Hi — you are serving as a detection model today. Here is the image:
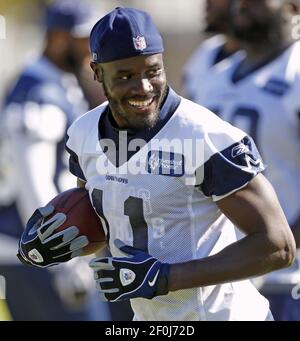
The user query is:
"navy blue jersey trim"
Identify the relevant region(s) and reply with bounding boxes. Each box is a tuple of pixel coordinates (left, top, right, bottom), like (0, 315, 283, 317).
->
(65, 136, 86, 181)
(198, 136, 265, 198)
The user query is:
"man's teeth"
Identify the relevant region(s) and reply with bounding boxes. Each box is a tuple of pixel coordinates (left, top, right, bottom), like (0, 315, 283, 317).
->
(128, 98, 153, 107)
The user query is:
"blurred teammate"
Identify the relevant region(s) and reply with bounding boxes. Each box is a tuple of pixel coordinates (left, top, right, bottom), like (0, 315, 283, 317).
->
(0, 0, 110, 320)
(183, 0, 240, 101)
(192, 0, 300, 320)
(18, 7, 296, 321)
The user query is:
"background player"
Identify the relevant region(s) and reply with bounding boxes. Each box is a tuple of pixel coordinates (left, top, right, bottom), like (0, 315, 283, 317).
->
(18, 7, 296, 321)
(191, 0, 300, 320)
(183, 0, 240, 101)
(0, 0, 110, 320)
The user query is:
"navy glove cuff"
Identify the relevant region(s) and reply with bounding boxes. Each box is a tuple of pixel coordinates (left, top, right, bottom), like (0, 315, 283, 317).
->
(155, 262, 170, 297)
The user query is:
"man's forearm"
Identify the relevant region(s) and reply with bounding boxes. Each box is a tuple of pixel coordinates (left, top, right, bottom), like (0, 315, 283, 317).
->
(168, 232, 293, 292)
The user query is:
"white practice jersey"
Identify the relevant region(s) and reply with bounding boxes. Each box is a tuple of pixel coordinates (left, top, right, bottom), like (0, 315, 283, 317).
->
(66, 93, 269, 321)
(196, 42, 300, 225)
(183, 35, 240, 101)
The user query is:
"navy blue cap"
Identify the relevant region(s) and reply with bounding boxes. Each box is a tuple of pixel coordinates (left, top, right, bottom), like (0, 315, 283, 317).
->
(46, 0, 97, 38)
(89, 7, 164, 63)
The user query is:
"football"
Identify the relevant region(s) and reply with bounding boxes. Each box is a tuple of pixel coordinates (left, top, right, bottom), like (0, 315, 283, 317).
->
(47, 187, 106, 255)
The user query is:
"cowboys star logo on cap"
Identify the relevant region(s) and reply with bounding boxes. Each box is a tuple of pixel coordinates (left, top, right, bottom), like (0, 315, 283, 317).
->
(133, 36, 147, 51)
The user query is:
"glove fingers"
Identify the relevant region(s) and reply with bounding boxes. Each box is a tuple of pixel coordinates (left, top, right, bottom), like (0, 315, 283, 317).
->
(52, 250, 82, 263)
(38, 213, 67, 240)
(93, 268, 114, 282)
(96, 280, 119, 294)
(97, 277, 114, 285)
(114, 238, 139, 257)
(89, 258, 115, 271)
(98, 278, 115, 291)
(51, 236, 88, 258)
(70, 235, 89, 250)
(44, 226, 79, 249)
(26, 211, 44, 235)
(38, 204, 55, 218)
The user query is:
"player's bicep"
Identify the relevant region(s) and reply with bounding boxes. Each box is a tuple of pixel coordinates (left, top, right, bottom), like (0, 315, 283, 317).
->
(217, 173, 291, 238)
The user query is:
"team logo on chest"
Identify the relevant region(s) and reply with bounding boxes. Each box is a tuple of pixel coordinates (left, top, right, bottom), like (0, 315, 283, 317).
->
(147, 150, 185, 177)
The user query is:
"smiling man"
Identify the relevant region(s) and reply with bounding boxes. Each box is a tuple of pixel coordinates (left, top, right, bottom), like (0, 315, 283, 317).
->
(18, 7, 296, 321)
(91, 53, 167, 131)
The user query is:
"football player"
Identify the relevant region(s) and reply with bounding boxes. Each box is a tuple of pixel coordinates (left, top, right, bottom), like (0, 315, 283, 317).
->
(0, 0, 110, 320)
(183, 0, 240, 101)
(191, 0, 300, 320)
(18, 7, 296, 321)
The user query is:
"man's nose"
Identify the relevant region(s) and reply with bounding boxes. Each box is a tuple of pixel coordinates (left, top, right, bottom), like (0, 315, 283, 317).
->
(131, 77, 153, 95)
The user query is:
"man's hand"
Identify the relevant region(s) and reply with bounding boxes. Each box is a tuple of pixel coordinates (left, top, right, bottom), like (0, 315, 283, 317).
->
(89, 239, 170, 302)
(17, 204, 88, 268)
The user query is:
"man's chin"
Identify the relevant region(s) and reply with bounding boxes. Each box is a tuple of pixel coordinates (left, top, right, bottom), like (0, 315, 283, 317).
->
(134, 114, 159, 131)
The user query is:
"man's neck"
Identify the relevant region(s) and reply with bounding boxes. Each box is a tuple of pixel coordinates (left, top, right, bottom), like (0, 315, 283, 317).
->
(241, 30, 292, 65)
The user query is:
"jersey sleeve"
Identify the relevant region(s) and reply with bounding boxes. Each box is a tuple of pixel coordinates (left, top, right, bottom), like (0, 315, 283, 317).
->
(65, 120, 86, 182)
(197, 126, 266, 201)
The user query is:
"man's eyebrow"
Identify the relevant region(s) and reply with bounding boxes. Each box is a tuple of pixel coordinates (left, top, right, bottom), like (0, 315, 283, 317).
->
(114, 63, 161, 74)
(146, 62, 161, 68)
(115, 69, 131, 74)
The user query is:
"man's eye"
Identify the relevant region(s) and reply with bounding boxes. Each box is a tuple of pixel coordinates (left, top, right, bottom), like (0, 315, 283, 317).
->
(148, 69, 162, 77)
(118, 75, 130, 80)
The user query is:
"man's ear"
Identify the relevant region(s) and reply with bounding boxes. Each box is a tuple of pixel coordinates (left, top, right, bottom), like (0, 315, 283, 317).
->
(90, 62, 103, 82)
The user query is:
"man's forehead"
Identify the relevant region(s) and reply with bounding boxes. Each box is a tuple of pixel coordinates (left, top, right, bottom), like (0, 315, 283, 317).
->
(102, 53, 164, 72)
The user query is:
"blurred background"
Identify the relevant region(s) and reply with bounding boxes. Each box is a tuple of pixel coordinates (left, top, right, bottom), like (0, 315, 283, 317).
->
(0, 0, 205, 104)
(1, 0, 300, 322)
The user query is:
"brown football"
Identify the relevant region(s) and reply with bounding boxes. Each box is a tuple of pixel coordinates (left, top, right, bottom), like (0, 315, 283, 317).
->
(47, 187, 106, 255)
